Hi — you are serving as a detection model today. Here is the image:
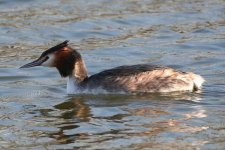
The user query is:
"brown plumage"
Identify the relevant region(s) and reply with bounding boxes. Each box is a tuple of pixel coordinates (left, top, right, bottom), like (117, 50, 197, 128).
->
(55, 47, 82, 77)
(20, 41, 205, 94)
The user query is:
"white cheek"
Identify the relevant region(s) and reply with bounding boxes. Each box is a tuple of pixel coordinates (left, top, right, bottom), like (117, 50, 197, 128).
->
(42, 54, 55, 67)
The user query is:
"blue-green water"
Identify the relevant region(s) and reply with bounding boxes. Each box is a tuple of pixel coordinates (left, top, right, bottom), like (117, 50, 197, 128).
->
(0, 0, 225, 149)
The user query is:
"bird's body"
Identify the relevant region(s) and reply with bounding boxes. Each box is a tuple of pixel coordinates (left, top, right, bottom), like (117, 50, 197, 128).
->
(77, 64, 204, 93)
(20, 41, 204, 94)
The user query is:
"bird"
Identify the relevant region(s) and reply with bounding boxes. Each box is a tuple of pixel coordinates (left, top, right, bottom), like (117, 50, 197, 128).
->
(20, 40, 205, 94)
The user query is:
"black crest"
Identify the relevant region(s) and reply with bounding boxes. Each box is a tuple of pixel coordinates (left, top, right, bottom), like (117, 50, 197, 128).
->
(40, 40, 69, 57)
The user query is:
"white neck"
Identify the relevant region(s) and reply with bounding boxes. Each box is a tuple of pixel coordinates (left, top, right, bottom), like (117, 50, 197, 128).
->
(67, 75, 80, 94)
(66, 59, 88, 94)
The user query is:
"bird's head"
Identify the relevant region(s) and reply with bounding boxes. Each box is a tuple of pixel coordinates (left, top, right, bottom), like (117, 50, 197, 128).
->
(20, 40, 82, 77)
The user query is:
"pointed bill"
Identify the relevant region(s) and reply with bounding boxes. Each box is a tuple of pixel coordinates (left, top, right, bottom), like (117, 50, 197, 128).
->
(20, 57, 48, 68)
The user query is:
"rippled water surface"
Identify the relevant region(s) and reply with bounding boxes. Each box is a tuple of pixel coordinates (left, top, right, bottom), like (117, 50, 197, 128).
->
(0, 0, 225, 149)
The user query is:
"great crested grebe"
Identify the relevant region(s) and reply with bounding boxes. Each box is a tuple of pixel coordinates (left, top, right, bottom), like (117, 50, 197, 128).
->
(20, 40, 204, 94)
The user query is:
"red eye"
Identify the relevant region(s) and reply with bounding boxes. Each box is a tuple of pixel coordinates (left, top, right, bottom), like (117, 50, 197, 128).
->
(43, 56, 49, 62)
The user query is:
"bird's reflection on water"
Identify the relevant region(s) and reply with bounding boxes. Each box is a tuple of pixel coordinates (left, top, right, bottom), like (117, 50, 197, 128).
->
(35, 93, 208, 148)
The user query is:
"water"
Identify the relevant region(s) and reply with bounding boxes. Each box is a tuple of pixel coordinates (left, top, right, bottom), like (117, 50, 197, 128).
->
(0, 0, 225, 149)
